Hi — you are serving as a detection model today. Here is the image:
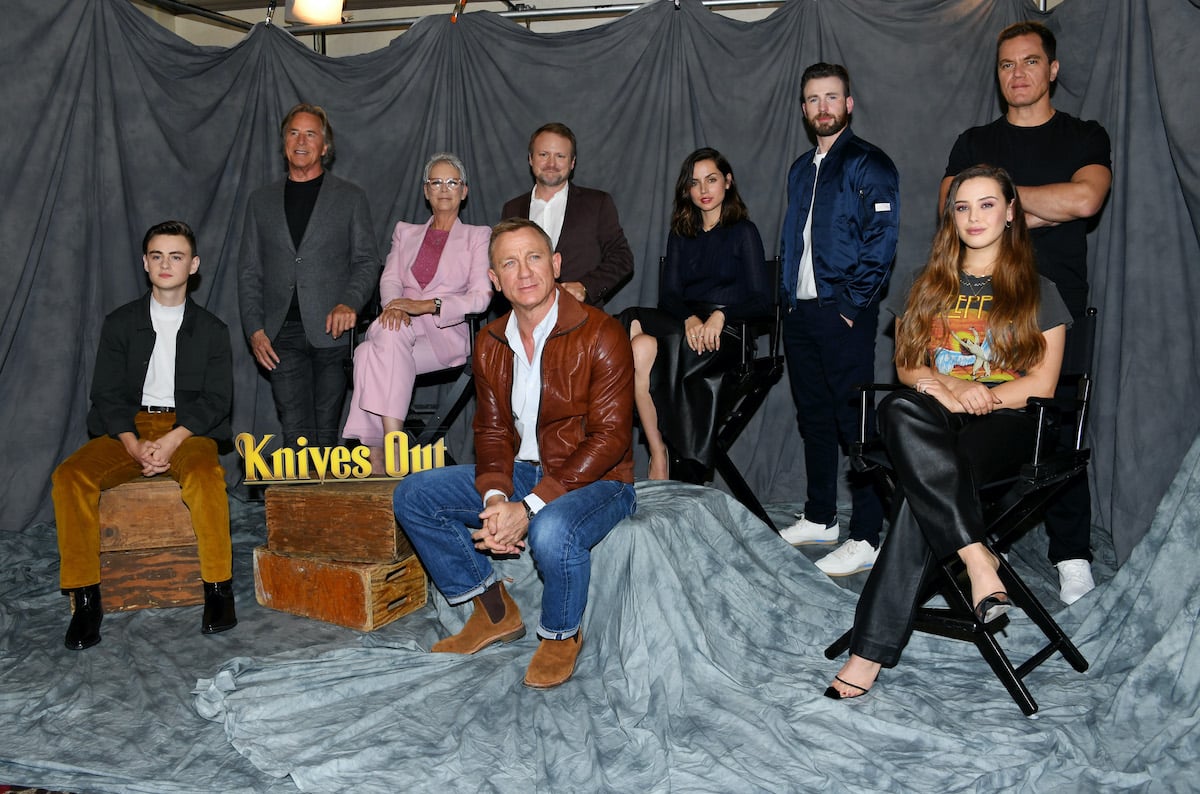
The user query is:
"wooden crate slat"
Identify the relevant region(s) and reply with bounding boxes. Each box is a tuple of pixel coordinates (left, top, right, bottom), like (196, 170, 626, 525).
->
(253, 545, 427, 631)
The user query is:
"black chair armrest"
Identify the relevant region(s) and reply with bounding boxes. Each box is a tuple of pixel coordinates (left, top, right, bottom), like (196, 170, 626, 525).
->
(1026, 395, 1084, 412)
(854, 382, 905, 444)
(849, 383, 906, 472)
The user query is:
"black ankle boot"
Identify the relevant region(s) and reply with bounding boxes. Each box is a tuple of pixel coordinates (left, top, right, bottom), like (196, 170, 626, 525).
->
(65, 584, 103, 650)
(201, 579, 237, 635)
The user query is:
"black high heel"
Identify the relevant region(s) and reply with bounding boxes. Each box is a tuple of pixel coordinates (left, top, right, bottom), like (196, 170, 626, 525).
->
(973, 591, 1011, 624)
(823, 675, 871, 701)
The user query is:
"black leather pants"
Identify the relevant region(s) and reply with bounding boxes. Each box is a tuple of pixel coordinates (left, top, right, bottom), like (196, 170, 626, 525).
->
(849, 389, 1038, 666)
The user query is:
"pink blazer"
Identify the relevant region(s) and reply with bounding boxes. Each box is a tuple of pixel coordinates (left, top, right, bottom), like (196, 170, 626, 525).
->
(376, 217, 492, 367)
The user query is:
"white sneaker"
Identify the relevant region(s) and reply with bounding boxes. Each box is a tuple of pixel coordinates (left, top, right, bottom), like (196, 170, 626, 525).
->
(1056, 559, 1096, 605)
(780, 514, 839, 546)
(816, 539, 879, 577)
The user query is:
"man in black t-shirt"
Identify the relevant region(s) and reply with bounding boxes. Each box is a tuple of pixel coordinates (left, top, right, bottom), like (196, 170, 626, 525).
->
(941, 21, 1112, 605)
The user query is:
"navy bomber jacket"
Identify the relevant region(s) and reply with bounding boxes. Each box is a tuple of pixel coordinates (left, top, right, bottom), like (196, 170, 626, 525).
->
(780, 128, 900, 321)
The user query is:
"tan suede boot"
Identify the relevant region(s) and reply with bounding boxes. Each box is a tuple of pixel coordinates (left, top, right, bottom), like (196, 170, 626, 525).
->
(431, 582, 525, 654)
(523, 632, 583, 689)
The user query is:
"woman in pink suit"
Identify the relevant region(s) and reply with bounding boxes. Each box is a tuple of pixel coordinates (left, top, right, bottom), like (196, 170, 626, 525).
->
(343, 153, 492, 448)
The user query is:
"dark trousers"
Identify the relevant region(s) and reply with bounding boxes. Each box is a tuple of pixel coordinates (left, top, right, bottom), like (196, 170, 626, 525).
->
(1044, 317, 1093, 563)
(782, 299, 883, 544)
(270, 319, 349, 448)
(849, 390, 1037, 666)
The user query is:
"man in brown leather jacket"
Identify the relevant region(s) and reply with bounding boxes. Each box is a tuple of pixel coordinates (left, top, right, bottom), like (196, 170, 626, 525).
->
(393, 218, 636, 689)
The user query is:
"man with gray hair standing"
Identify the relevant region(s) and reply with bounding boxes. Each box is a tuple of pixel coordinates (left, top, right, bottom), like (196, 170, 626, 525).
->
(238, 103, 379, 447)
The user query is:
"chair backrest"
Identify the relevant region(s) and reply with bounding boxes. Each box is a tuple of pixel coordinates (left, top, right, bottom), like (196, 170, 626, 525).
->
(740, 256, 783, 369)
(1031, 307, 1097, 463)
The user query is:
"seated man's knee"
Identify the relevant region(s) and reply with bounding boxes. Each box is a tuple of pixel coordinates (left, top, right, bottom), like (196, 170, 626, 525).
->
(393, 466, 458, 515)
(392, 471, 424, 513)
(51, 459, 82, 493)
(526, 511, 573, 559)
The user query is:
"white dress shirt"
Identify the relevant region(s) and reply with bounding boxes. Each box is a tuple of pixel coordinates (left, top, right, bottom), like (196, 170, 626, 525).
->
(482, 292, 561, 513)
(528, 184, 569, 251)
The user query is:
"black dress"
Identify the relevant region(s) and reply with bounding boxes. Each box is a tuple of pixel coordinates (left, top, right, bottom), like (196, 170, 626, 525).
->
(621, 219, 770, 471)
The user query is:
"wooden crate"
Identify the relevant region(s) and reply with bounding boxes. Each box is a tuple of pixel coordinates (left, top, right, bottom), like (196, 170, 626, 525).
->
(265, 481, 413, 563)
(99, 477, 195, 550)
(253, 545, 427, 631)
(100, 546, 204, 611)
(96, 477, 204, 612)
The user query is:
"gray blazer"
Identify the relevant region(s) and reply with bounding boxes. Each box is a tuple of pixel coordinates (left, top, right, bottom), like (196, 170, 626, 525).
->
(238, 172, 380, 349)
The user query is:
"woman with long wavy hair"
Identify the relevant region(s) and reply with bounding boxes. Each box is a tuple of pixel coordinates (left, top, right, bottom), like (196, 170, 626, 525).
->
(622, 147, 769, 481)
(826, 164, 1071, 700)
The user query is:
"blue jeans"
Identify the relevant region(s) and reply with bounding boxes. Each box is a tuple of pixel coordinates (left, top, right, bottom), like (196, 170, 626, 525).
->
(270, 319, 348, 448)
(393, 463, 636, 639)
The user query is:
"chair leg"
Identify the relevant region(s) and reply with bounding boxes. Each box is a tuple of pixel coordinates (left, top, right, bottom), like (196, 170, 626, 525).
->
(412, 370, 474, 448)
(939, 564, 1040, 716)
(712, 449, 777, 531)
(998, 556, 1090, 674)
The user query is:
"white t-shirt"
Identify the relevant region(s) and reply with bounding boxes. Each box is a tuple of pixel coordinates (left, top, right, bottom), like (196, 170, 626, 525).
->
(141, 297, 185, 407)
(796, 151, 826, 301)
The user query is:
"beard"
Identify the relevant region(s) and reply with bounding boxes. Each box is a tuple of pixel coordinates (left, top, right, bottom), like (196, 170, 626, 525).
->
(535, 169, 569, 189)
(809, 112, 848, 138)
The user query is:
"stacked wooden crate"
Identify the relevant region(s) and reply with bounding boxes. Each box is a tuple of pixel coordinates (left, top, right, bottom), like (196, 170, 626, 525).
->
(255, 481, 427, 631)
(97, 478, 204, 611)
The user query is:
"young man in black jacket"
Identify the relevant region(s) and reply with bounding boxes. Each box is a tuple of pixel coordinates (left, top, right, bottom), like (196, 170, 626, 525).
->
(52, 220, 236, 650)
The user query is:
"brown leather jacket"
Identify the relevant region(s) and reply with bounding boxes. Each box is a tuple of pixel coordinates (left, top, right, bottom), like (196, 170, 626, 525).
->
(473, 288, 634, 503)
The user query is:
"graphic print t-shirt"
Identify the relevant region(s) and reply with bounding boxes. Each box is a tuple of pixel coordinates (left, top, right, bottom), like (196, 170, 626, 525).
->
(926, 274, 1072, 383)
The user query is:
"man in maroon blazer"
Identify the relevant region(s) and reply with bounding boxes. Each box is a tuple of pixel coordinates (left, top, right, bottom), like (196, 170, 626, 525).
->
(500, 123, 634, 307)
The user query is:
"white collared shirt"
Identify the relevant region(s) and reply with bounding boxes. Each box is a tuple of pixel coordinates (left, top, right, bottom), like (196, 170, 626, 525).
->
(528, 184, 568, 250)
(482, 292, 560, 512)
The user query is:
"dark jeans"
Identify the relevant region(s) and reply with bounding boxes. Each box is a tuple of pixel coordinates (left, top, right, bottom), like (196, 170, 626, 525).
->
(270, 319, 348, 448)
(782, 299, 883, 545)
(1044, 315, 1093, 564)
(849, 390, 1037, 666)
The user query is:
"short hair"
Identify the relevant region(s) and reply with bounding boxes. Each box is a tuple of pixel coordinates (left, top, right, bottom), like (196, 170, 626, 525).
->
(997, 20, 1057, 63)
(489, 218, 553, 267)
(142, 220, 197, 257)
(422, 151, 468, 184)
(670, 147, 751, 238)
(527, 122, 577, 161)
(800, 62, 851, 97)
(280, 102, 335, 168)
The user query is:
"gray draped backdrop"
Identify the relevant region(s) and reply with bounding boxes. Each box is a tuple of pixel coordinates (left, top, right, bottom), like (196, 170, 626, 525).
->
(2, 0, 1198, 563)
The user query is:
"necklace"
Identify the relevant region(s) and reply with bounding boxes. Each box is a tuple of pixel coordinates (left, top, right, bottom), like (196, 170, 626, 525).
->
(960, 272, 992, 298)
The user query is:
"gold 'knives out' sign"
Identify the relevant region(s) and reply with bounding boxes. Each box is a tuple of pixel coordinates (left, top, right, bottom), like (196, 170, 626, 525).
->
(236, 432, 446, 483)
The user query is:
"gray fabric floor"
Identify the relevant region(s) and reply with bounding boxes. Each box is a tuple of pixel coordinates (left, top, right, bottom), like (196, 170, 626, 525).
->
(1, 449, 1196, 792)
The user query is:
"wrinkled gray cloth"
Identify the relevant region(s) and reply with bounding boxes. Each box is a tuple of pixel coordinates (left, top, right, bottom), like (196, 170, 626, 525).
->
(190, 475, 1198, 793)
(0, 466, 1196, 792)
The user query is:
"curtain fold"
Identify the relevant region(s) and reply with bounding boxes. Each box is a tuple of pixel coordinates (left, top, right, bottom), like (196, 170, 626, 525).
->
(2, 0, 1197, 563)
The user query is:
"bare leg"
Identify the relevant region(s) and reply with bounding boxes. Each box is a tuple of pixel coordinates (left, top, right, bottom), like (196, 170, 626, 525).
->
(830, 654, 882, 696)
(958, 541, 1005, 609)
(629, 320, 669, 480)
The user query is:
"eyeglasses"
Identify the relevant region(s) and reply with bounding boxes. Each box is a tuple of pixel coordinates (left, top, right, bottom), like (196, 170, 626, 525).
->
(425, 178, 463, 191)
